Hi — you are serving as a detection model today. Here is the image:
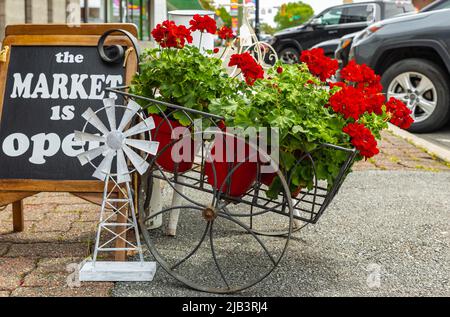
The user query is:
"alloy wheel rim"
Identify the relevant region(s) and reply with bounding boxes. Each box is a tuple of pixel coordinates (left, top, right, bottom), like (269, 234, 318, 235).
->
(387, 72, 438, 123)
(280, 50, 299, 64)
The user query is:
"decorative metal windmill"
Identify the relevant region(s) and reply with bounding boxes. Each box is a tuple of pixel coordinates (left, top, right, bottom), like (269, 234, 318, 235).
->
(75, 97, 159, 282)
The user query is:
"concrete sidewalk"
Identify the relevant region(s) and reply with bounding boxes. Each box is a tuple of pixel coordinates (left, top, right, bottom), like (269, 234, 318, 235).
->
(113, 170, 450, 297)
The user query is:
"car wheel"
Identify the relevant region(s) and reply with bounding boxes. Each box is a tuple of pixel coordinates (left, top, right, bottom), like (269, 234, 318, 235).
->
(382, 58, 450, 133)
(279, 47, 300, 64)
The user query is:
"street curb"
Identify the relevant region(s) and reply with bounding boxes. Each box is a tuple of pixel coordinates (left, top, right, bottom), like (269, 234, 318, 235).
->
(388, 123, 450, 163)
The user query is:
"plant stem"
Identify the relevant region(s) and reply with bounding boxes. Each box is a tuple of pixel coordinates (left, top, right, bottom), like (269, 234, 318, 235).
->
(219, 45, 229, 60)
(233, 71, 243, 79)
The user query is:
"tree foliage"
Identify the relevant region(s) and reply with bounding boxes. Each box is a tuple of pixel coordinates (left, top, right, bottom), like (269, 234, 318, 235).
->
(261, 23, 276, 35)
(274, 1, 314, 30)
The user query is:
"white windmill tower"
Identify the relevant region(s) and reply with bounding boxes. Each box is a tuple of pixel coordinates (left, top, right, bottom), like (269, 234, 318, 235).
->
(75, 97, 159, 281)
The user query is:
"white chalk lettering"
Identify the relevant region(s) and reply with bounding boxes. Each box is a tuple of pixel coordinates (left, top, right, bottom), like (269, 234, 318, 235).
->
(89, 75, 106, 100)
(51, 74, 69, 99)
(10, 73, 33, 98)
(29, 133, 61, 164)
(2, 133, 30, 157)
(30, 73, 51, 99)
(69, 74, 89, 99)
(9, 73, 123, 100)
(62, 133, 85, 157)
(55, 51, 84, 64)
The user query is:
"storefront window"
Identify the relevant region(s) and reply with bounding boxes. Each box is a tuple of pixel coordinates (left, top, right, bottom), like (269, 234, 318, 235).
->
(79, 0, 151, 40)
(141, 1, 150, 41)
(81, 0, 107, 23)
(108, 0, 124, 23)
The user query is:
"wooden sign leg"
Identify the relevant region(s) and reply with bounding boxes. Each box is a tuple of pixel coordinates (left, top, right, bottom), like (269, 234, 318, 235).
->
(12, 199, 24, 232)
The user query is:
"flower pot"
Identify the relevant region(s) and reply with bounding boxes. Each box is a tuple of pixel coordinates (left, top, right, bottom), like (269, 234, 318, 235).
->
(204, 134, 258, 197)
(260, 172, 277, 187)
(258, 171, 301, 198)
(151, 114, 196, 173)
(291, 186, 303, 198)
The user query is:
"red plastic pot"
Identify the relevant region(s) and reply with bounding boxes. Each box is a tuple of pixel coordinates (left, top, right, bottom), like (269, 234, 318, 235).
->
(151, 114, 195, 173)
(204, 134, 258, 197)
(260, 172, 277, 186)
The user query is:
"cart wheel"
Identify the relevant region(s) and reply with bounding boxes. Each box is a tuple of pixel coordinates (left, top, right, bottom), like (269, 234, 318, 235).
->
(233, 181, 309, 238)
(139, 132, 294, 294)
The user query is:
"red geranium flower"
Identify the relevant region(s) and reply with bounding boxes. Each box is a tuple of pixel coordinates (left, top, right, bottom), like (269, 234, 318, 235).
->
(213, 48, 220, 54)
(341, 60, 382, 91)
(343, 122, 379, 159)
(229, 52, 264, 86)
(363, 86, 385, 115)
(277, 66, 283, 74)
(385, 97, 414, 129)
(300, 48, 339, 82)
(189, 14, 217, 34)
(218, 26, 234, 40)
(328, 82, 347, 90)
(151, 20, 193, 49)
(329, 85, 367, 120)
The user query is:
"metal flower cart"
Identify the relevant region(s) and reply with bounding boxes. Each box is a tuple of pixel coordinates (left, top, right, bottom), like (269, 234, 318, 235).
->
(96, 10, 357, 292)
(104, 88, 356, 294)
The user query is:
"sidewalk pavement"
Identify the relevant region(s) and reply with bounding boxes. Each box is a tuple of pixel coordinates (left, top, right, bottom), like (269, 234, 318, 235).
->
(113, 170, 450, 297)
(0, 131, 449, 297)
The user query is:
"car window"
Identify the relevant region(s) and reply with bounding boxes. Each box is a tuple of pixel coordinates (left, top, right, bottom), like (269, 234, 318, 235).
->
(318, 7, 343, 25)
(384, 3, 410, 17)
(430, 0, 450, 10)
(421, 0, 450, 11)
(340, 5, 374, 24)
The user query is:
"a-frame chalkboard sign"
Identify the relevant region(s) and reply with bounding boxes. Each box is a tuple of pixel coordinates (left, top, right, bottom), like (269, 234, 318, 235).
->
(0, 24, 139, 250)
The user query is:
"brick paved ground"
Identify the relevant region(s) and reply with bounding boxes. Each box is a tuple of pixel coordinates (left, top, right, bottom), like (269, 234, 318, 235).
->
(353, 131, 450, 172)
(0, 131, 449, 297)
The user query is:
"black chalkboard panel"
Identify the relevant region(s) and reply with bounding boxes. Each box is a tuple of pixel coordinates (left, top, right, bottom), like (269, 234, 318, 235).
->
(0, 46, 125, 180)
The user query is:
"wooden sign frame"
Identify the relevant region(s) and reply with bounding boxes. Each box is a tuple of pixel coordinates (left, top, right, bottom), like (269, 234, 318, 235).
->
(0, 24, 139, 241)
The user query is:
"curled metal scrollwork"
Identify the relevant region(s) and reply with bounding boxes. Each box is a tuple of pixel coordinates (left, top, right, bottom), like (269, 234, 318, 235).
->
(220, 3, 279, 77)
(97, 29, 142, 72)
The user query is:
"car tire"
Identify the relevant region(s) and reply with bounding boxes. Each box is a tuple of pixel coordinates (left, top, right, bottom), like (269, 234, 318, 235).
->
(279, 47, 300, 64)
(381, 58, 450, 133)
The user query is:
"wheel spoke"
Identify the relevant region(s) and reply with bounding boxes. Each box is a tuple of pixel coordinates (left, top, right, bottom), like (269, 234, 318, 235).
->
(417, 98, 437, 115)
(397, 73, 413, 91)
(209, 222, 230, 289)
(218, 212, 277, 266)
(410, 105, 417, 120)
(416, 76, 434, 96)
(171, 222, 210, 270)
(389, 92, 408, 102)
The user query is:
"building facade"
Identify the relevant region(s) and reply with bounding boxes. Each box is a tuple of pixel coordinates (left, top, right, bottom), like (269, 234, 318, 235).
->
(0, 0, 172, 40)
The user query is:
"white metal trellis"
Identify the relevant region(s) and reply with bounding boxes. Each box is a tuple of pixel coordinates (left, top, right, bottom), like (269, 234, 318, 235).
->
(221, 2, 279, 76)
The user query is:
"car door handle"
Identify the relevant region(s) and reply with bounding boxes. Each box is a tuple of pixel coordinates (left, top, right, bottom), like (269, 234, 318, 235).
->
(328, 30, 338, 34)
